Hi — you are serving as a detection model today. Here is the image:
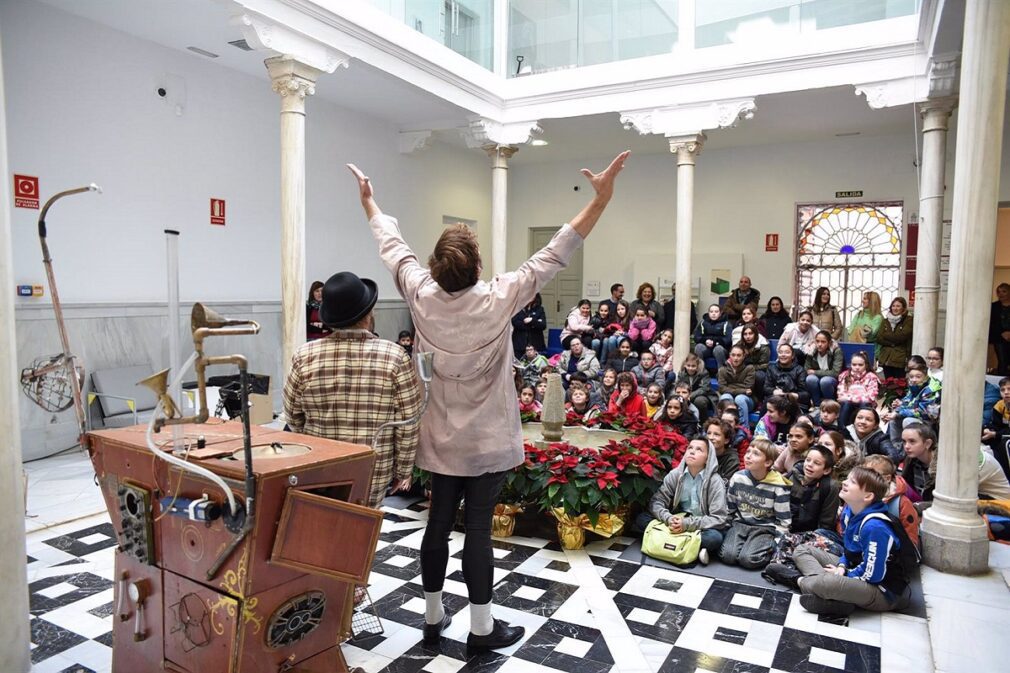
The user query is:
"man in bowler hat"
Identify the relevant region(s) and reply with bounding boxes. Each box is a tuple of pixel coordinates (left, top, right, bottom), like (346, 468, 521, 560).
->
(282, 271, 423, 508)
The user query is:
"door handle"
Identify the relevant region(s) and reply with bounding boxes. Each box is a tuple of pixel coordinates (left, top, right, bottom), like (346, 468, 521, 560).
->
(557, 300, 561, 312)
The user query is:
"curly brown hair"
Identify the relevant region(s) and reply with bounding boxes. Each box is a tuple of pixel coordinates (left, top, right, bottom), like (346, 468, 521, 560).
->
(428, 224, 481, 292)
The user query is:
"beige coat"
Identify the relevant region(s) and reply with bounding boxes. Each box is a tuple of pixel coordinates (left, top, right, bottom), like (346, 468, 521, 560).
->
(369, 214, 583, 476)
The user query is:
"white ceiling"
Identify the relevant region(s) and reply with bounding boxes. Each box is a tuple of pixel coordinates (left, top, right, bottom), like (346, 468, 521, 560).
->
(36, 0, 920, 163)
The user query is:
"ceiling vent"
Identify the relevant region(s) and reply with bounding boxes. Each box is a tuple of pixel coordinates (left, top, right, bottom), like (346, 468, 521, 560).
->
(228, 39, 254, 52)
(187, 46, 219, 58)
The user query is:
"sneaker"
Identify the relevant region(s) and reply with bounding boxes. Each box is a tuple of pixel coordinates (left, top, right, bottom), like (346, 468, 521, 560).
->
(799, 594, 856, 616)
(698, 548, 710, 566)
(467, 619, 525, 652)
(422, 610, 452, 645)
(762, 562, 802, 591)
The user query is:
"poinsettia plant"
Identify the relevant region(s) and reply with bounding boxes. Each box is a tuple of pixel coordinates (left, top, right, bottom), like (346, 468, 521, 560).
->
(879, 375, 907, 408)
(523, 442, 623, 526)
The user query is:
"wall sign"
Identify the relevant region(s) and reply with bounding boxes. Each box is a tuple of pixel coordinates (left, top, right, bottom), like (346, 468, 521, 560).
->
(765, 233, 779, 252)
(13, 174, 39, 209)
(16, 285, 43, 297)
(835, 190, 863, 198)
(210, 198, 226, 225)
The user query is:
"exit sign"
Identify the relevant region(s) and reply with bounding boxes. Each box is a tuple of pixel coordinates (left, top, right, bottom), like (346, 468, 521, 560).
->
(835, 190, 863, 198)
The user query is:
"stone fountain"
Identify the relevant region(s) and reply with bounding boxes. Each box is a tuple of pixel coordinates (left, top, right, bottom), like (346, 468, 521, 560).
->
(527, 373, 628, 450)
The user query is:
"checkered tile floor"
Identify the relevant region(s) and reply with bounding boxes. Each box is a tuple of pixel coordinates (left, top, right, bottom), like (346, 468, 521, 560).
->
(27, 498, 923, 673)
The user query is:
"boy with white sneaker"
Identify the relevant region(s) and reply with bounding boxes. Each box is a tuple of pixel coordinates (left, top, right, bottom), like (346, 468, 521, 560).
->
(793, 466, 914, 616)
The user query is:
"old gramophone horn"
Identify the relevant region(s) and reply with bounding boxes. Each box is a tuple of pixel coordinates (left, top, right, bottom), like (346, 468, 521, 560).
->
(191, 303, 255, 331)
(138, 369, 180, 420)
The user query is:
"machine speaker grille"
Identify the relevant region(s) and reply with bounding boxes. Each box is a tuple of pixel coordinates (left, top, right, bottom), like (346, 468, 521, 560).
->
(266, 591, 326, 649)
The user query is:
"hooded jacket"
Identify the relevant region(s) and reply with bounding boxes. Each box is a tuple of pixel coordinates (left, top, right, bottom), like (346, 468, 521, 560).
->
(877, 313, 914, 368)
(718, 362, 756, 395)
(788, 462, 840, 533)
(649, 443, 730, 531)
(846, 423, 903, 464)
(837, 369, 880, 404)
(894, 377, 942, 424)
(838, 501, 906, 599)
(694, 314, 732, 349)
(726, 468, 792, 534)
(766, 358, 806, 395)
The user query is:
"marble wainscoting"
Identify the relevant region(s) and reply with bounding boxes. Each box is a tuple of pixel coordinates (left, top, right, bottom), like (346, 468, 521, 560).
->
(15, 299, 411, 460)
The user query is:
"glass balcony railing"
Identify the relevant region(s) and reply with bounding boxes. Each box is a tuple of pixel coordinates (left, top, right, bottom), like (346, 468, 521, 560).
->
(362, 0, 919, 76)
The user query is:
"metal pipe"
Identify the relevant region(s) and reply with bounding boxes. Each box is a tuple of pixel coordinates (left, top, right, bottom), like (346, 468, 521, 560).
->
(165, 229, 183, 452)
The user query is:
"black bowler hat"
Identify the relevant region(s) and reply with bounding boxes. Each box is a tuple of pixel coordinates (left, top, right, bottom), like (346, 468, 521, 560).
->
(319, 272, 378, 328)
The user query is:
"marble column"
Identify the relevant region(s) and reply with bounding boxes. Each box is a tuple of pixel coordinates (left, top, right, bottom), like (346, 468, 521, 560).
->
(912, 98, 956, 357)
(669, 134, 705, 370)
(266, 57, 322, 379)
(0, 28, 32, 673)
(485, 144, 517, 276)
(921, 0, 1010, 575)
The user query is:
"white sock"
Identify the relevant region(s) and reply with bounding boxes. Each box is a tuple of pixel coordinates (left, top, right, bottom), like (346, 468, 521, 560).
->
(469, 601, 493, 636)
(424, 591, 444, 625)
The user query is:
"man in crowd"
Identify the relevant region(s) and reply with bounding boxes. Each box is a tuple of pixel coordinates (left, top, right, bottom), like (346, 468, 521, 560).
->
(283, 271, 423, 508)
(601, 283, 625, 316)
(724, 276, 761, 321)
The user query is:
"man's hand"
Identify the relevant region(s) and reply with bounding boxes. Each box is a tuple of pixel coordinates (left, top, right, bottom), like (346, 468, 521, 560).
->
(389, 475, 412, 494)
(580, 150, 630, 200)
(347, 164, 381, 220)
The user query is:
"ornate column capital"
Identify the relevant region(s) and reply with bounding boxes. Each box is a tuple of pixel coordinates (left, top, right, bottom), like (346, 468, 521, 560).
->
(668, 133, 706, 162)
(918, 96, 958, 125)
(236, 12, 350, 74)
(620, 99, 755, 138)
(265, 56, 323, 101)
(483, 143, 518, 160)
(462, 117, 541, 149)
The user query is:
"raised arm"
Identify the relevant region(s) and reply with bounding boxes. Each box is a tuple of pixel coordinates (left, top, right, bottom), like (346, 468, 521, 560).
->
(569, 151, 630, 239)
(347, 163, 382, 221)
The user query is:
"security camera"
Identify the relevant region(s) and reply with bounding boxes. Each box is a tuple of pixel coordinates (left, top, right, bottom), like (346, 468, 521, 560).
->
(157, 87, 167, 98)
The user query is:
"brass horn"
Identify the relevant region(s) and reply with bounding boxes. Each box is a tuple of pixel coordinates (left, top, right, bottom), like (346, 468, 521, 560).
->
(191, 303, 256, 331)
(138, 368, 181, 420)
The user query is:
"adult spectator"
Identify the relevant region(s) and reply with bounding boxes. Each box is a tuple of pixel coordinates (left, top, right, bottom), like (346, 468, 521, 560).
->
(601, 283, 625, 317)
(694, 304, 732, 369)
(759, 296, 791, 340)
(284, 271, 421, 508)
(558, 338, 601, 386)
(808, 287, 843, 340)
(348, 151, 629, 652)
(510, 293, 547, 355)
(990, 283, 1010, 376)
(660, 287, 699, 334)
(629, 282, 664, 325)
(848, 291, 883, 346)
(877, 297, 913, 379)
(560, 299, 595, 349)
(306, 280, 332, 341)
(723, 276, 761, 321)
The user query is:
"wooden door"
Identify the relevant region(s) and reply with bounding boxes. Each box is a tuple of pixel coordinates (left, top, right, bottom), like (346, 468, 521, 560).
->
(529, 227, 583, 329)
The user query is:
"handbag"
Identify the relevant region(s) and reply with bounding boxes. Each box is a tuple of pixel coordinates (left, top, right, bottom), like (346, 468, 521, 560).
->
(642, 519, 702, 565)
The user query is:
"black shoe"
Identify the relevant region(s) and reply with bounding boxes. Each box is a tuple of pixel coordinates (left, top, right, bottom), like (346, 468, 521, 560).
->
(467, 619, 524, 652)
(422, 610, 452, 645)
(800, 594, 856, 616)
(762, 562, 802, 591)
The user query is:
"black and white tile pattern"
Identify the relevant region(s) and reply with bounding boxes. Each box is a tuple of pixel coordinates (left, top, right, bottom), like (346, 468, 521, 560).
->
(27, 498, 922, 673)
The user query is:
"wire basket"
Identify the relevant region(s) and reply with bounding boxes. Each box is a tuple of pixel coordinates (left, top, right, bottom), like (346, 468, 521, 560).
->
(349, 586, 383, 642)
(20, 353, 82, 413)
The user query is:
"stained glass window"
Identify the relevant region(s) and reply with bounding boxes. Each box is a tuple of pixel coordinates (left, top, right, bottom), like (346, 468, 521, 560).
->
(795, 202, 903, 327)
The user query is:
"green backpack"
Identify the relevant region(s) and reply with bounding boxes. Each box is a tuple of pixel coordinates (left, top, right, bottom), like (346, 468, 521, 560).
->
(642, 519, 702, 565)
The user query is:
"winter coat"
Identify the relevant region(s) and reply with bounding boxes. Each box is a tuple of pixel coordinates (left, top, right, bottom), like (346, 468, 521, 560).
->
(726, 468, 792, 534)
(847, 424, 903, 464)
(810, 304, 843, 340)
(650, 342, 674, 372)
(788, 462, 840, 533)
(675, 369, 718, 410)
(741, 344, 771, 371)
(558, 349, 601, 380)
(837, 369, 880, 404)
(893, 377, 942, 424)
(560, 308, 594, 343)
(631, 363, 665, 390)
(660, 411, 701, 439)
(724, 288, 762, 320)
(694, 315, 732, 349)
(838, 502, 906, 600)
(717, 363, 756, 396)
(605, 352, 639, 373)
(629, 299, 664, 326)
(780, 322, 818, 355)
(805, 347, 843, 379)
(369, 213, 581, 476)
(649, 442, 730, 531)
(519, 353, 549, 387)
(766, 359, 806, 395)
(877, 313, 914, 369)
(628, 317, 658, 343)
(760, 310, 792, 340)
(511, 303, 547, 353)
(715, 445, 741, 483)
(608, 389, 646, 417)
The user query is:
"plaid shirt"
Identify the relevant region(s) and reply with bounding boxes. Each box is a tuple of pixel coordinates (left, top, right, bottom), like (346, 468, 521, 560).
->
(283, 329, 422, 507)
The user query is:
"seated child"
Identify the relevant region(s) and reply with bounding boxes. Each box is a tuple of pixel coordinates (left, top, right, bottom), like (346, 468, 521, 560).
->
(632, 351, 665, 391)
(566, 384, 600, 423)
(719, 438, 792, 569)
(650, 329, 675, 376)
(809, 400, 845, 436)
(862, 455, 919, 548)
(673, 353, 717, 419)
(836, 351, 878, 428)
(519, 343, 550, 387)
(535, 377, 549, 403)
(518, 384, 542, 416)
(643, 383, 665, 419)
(605, 337, 640, 373)
(657, 394, 700, 438)
(646, 437, 730, 565)
(791, 466, 914, 616)
(773, 422, 816, 474)
(628, 307, 657, 354)
(982, 376, 1010, 480)
(608, 371, 646, 417)
(754, 395, 800, 446)
(717, 345, 756, 427)
(818, 430, 859, 482)
(705, 417, 740, 483)
(672, 381, 702, 421)
(719, 404, 752, 467)
(883, 362, 941, 445)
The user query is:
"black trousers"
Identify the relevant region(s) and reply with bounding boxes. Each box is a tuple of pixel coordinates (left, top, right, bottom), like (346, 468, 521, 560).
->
(420, 470, 506, 604)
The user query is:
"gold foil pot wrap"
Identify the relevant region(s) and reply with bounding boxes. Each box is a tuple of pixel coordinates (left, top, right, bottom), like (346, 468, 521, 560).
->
(492, 503, 523, 538)
(551, 508, 627, 550)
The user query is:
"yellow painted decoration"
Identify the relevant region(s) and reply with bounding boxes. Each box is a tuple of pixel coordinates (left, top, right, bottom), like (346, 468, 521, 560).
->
(126, 400, 136, 412)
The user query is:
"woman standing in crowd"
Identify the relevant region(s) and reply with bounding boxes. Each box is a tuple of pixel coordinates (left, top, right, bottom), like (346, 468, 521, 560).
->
(804, 331, 843, 406)
(630, 282, 664, 325)
(560, 299, 595, 349)
(510, 293, 547, 355)
(306, 280, 333, 341)
(877, 297, 913, 379)
(760, 296, 792, 340)
(848, 291, 883, 346)
(809, 287, 843, 340)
